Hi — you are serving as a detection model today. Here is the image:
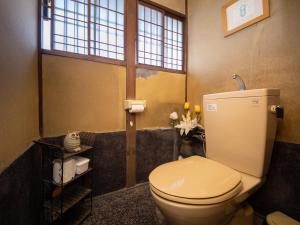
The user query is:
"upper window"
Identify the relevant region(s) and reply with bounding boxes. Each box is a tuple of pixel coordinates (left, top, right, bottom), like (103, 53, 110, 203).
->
(137, 3, 185, 71)
(41, 0, 125, 61)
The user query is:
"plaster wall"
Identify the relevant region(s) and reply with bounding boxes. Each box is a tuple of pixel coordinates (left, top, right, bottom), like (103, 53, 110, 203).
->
(0, 0, 39, 171)
(150, 0, 185, 14)
(43, 55, 126, 136)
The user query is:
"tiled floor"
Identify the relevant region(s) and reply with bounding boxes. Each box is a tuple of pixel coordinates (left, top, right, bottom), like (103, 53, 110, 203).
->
(83, 183, 163, 225)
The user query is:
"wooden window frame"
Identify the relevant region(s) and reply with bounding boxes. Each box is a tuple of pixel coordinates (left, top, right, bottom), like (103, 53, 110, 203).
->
(41, 0, 127, 66)
(136, 0, 186, 74)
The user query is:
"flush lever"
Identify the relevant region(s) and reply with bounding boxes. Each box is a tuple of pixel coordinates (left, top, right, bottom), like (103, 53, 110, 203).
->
(271, 105, 284, 119)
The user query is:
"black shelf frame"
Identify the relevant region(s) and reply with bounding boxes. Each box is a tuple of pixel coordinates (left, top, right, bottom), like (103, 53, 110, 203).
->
(35, 140, 94, 225)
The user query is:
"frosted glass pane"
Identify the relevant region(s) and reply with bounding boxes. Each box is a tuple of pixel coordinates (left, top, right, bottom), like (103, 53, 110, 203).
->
(109, 11, 117, 28)
(55, 21, 64, 35)
(100, 8, 108, 25)
(55, 43, 64, 50)
(117, 54, 124, 60)
(100, 43, 108, 50)
(109, 52, 117, 58)
(117, 0, 124, 13)
(67, 44, 75, 53)
(116, 31, 124, 47)
(100, 26, 108, 43)
(178, 21, 183, 34)
(145, 7, 151, 22)
(158, 27, 162, 38)
(56, 0, 64, 9)
(157, 12, 162, 26)
(117, 47, 123, 54)
(67, 0, 74, 11)
(139, 58, 144, 64)
(67, 24, 75, 38)
(117, 13, 124, 30)
(108, 28, 116, 45)
(152, 25, 157, 38)
(145, 22, 151, 37)
(100, 50, 108, 57)
(167, 17, 172, 29)
(139, 36, 145, 51)
(109, 0, 116, 11)
(138, 21, 145, 34)
(173, 19, 177, 31)
(138, 5, 144, 19)
(42, 20, 51, 50)
(151, 10, 157, 23)
(100, 0, 108, 8)
(178, 34, 183, 43)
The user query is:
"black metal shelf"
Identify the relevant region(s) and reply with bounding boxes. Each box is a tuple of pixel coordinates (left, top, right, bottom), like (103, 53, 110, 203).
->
(36, 139, 94, 225)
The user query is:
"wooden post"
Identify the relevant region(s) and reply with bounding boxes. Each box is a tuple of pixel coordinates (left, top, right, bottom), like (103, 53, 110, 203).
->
(125, 0, 137, 187)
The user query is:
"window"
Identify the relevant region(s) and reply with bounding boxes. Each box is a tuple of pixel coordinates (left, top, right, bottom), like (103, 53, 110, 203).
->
(137, 4, 163, 67)
(41, 0, 125, 61)
(137, 2, 185, 71)
(164, 15, 184, 70)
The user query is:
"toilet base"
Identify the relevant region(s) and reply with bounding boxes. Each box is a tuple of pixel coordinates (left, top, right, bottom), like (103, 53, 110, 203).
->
(151, 189, 238, 225)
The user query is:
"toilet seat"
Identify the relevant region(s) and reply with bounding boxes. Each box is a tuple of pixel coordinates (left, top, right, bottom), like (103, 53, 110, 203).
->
(150, 182, 242, 205)
(149, 156, 242, 205)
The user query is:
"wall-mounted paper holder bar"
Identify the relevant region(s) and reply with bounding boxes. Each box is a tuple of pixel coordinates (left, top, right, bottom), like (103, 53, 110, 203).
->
(124, 100, 146, 113)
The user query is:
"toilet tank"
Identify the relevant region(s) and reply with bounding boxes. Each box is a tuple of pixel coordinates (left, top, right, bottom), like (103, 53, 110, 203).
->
(203, 89, 280, 178)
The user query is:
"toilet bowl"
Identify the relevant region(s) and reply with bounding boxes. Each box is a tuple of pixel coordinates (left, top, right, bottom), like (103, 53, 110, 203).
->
(149, 156, 262, 225)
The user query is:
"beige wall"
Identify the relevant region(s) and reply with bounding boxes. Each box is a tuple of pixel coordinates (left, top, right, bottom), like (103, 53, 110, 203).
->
(43, 55, 186, 135)
(43, 55, 126, 136)
(136, 71, 185, 129)
(187, 0, 300, 144)
(150, 0, 186, 14)
(0, 0, 39, 171)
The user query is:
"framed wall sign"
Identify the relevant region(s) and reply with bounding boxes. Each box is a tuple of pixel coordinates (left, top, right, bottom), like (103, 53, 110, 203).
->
(222, 0, 270, 37)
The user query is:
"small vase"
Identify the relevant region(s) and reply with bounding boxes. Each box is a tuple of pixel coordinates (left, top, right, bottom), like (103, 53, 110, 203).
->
(180, 139, 194, 158)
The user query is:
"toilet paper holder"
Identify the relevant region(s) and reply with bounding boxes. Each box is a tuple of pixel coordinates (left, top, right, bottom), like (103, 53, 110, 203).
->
(124, 99, 147, 113)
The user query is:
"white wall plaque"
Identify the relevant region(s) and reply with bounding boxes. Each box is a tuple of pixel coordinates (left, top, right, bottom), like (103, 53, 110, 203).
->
(222, 0, 269, 37)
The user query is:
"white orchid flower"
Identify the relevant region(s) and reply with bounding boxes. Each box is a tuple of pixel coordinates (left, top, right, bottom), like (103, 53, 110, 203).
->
(175, 116, 200, 136)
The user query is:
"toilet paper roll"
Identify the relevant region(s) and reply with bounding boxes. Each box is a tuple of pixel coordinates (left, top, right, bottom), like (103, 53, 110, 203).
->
(129, 104, 145, 113)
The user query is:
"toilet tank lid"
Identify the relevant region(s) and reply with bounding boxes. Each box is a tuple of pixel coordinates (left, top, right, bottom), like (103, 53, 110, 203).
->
(149, 156, 241, 199)
(203, 88, 280, 100)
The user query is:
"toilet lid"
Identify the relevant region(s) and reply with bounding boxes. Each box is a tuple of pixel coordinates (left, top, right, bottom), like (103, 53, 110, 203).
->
(149, 156, 241, 199)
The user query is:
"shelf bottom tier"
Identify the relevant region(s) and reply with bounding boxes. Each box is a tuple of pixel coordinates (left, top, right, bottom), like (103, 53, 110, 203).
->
(54, 204, 91, 225)
(44, 185, 92, 222)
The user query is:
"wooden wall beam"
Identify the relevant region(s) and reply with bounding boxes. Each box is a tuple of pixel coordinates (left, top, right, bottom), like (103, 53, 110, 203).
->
(38, 0, 44, 137)
(184, 0, 188, 102)
(125, 0, 137, 187)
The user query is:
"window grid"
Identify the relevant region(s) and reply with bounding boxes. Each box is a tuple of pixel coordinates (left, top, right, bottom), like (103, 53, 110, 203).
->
(137, 2, 184, 72)
(90, 0, 125, 60)
(52, 0, 89, 54)
(164, 15, 183, 71)
(42, 0, 125, 61)
(138, 4, 163, 67)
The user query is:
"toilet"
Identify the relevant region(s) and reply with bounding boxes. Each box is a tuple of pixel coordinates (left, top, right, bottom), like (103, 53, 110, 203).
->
(149, 89, 281, 225)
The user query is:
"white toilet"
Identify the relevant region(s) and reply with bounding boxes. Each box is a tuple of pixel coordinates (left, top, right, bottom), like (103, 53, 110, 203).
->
(149, 89, 281, 225)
